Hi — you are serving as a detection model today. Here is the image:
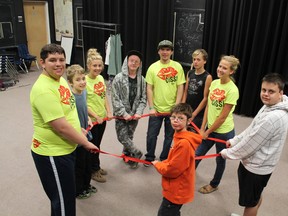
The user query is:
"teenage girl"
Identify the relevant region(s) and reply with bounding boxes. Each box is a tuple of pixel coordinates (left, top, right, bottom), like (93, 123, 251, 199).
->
(195, 55, 240, 194)
(86, 49, 113, 183)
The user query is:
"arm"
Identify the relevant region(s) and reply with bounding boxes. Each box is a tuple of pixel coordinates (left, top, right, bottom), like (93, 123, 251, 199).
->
(203, 103, 234, 139)
(49, 117, 98, 151)
(181, 72, 190, 103)
(176, 84, 184, 104)
(111, 77, 129, 117)
(105, 94, 113, 120)
(88, 108, 103, 124)
(192, 75, 212, 119)
(147, 83, 156, 114)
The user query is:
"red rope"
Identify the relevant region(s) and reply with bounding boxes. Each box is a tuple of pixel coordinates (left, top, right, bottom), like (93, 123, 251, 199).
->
(87, 112, 226, 164)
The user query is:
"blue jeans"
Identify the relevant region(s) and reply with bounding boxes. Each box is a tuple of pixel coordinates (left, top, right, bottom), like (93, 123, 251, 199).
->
(145, 115, 174, 161)
(195, 129, 235, 187)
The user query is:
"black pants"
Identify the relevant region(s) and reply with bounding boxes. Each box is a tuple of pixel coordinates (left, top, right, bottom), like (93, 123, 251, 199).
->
(90, 121, 106, 172)
(31, 151, 76, 216)
(75, 146, 91, 195)
(158, 197, 183, 216)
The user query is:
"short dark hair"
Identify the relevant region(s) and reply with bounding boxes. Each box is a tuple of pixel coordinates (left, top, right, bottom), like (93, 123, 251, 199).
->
(40, 44, 66, 61)
(262, 73, 285, 91)
(170, 103, 193, 119)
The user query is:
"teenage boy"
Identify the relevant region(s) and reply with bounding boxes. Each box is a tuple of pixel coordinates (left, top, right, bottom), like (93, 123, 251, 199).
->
(152, 103, 202, 216)
(145, 40, 186, 165)
(112, 50, 147, 169)
(220, 73, 288, 216)
(182, 49, 212, 129)
(30, 44, 98, 216)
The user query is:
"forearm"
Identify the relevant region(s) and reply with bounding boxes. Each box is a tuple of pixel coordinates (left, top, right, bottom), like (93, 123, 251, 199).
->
(175, 84, 184, 104)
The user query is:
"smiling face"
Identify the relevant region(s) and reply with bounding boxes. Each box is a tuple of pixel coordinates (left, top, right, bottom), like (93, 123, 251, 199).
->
(260, 81, 283, 106)
(70, 73, 86, 94)
(158, 47, 173, 63)
(88, 59, 103, 78)
(217, 59, 234, 83)
(127, 55, 141, 73)
(40, 53, 66, 81)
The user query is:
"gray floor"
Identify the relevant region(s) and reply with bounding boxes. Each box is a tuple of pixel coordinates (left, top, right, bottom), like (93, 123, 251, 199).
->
(0, 69, 287, 216)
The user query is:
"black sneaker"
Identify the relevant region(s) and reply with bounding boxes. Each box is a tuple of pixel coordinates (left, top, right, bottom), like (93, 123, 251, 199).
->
(76, 190, 91, 199)
(88, 185, 97, 193)
(129, 151, 143, 169)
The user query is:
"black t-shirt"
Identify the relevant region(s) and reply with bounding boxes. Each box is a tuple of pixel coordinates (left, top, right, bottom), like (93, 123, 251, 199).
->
(129, 76, 137, 108)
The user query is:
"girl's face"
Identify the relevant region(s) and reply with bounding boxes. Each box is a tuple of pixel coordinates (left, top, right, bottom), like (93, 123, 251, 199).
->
(88, 59, 103, 77)
(170, 113, 189, 132)
(193, 53, 206, 70)
(217, 59, 234, 81)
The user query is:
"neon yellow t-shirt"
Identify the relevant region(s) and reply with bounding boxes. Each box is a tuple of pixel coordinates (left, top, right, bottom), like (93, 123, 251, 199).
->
(30, 75, 80, 156)
(86, 75, 107, 120)
(207, 79, 239, 133)
(145, 60, 186, 112)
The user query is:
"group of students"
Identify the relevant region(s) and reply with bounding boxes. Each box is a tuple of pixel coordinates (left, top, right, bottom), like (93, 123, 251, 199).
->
(30, 41, 288, 216)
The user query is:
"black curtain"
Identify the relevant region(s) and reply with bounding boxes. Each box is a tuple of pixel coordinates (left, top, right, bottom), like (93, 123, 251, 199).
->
(82, 0, 175, 74)
(203, 0, 288, 116)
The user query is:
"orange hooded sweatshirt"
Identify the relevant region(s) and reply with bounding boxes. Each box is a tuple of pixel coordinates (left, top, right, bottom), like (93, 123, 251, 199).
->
(154, 131, 202, 204)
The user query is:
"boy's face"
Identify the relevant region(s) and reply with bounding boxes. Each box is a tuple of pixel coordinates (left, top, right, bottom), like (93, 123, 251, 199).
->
(127, 55, 141, 72)
(193, 53, 206, 70)
(158, 47, 173, 62)
(70, 73, 86, 94)
(170, 113, 189, 132)
(40, 53, 66, 81)
(260, 81, 283, 106)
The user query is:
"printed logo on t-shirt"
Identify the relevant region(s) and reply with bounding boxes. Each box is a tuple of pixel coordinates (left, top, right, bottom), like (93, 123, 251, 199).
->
(157, 67, 178, 83)
(32, 138, 41, 148)
(94, 82, 106, 99)
(58, 85, 76, 109)
(210, 88, 226, 108)
(188, 79, 204, 95)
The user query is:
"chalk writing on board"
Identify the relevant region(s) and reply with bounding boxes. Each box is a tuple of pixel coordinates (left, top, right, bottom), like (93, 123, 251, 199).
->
(173, 9, 205, 66)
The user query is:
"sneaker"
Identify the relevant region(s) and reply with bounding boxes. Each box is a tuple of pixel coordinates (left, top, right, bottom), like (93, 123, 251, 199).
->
(129, 151, 143, 169)
(143, 159, 152, 167)
(92, 170, 106, 183)
(231, 214, 240, 216)
(99, 168, 108, 175)
(76, 190, 91, 199)
(88, 185, 97, 193)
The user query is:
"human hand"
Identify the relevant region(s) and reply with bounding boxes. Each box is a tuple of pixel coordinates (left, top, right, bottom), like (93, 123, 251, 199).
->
(149, 109, 157, 115)
(96, 116, 103, 124)
(220, 149, 228, 159)
(151, 160, 159, 165)
(226, 141, 231, 148)
(133, 114, 141, 120)
(106, 112, 113, 121)
(124, 114, 132, 121)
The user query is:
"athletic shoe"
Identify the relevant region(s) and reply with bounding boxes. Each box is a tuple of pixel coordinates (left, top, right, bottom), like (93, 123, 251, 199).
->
(88, 185, 97, 193)
(92, 170, 106, 183)
(99, 168, 108, 175)
(129, 151, 143, 169)
(76, 190, 91, 199)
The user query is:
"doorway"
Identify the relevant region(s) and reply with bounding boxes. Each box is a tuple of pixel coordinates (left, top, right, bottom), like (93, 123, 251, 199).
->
(23, 1, 50, 66)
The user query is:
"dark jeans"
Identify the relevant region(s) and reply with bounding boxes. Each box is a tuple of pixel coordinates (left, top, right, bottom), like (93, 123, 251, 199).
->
(75, 146, 91, 195)
(158, 197, 183, 216)
(195, 129, 235, 187)
(31, 151, 76, 216)
(145, 115, 174, 161)
(90, 121, 106, 172)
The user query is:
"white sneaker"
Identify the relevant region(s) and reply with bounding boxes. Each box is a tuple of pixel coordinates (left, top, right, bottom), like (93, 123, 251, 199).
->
(231, 213, 240, 216)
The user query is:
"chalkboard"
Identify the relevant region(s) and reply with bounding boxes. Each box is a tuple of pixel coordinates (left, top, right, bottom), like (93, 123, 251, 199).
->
(173, 9, 205, 66)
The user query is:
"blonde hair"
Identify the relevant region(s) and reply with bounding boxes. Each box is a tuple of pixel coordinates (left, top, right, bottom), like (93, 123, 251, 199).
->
(221, 55, 240, 72)
(86, 48, 103, 67)
(192, 49, 208, 61)
(66, 64, 85, 83)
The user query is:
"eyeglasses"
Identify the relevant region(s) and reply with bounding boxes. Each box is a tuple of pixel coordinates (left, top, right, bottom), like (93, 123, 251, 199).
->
(170, 116, 185, 122)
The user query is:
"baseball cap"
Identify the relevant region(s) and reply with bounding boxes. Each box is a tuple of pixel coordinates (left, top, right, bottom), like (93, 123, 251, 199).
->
(127, 50, 142, 61)
(157, 40, 174, 50)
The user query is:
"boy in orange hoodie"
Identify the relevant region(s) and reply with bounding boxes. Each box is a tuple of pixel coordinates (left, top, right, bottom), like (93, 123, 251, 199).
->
(152, 103, 202, 216)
